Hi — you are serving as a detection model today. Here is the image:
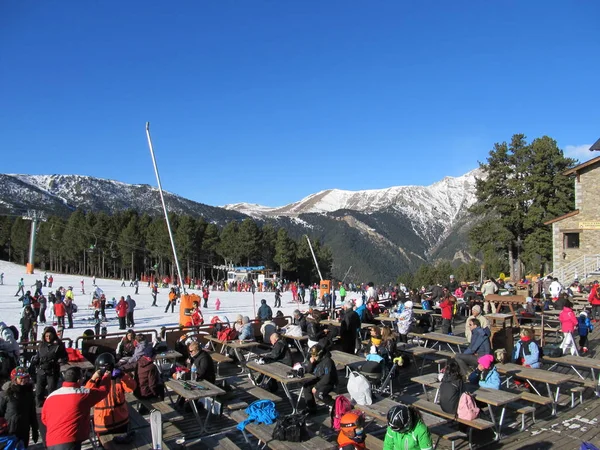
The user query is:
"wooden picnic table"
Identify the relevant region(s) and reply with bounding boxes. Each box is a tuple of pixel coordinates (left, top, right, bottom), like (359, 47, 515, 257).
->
(496, 363, 573, 415)
(205, 336, 259, 372)
(421, 332, 468, 354)
(485, 294, 526, 319)
(155, 349, 182, 367)
(330, 350, 365, 375)
(282, 334, 308, 358)
(246, 360, 315, 413)
(543, 354, 600, 395)
(411, 373, 521, 440)
(374, 315, 396, 324)
(399, 346, 437, 373)
(165, 379, 225, 434)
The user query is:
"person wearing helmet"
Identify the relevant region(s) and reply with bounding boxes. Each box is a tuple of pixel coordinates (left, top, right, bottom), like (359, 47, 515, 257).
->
(384, 404, 432, 450)
(337, 411, 365, 449)
(85, 353, 137, 435)
(302, 344, 338, 414)
(0, 367, 39, 447)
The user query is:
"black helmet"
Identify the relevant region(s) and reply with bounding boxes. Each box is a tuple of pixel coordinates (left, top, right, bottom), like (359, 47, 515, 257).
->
(387, 404, 413, 433)
(95, 353, 116, 372)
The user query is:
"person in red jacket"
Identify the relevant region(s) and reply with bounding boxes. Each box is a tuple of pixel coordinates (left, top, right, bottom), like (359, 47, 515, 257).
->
(115, 297, 127, 330)
(588, 281, 600, 323)
(42, 366, 110, 450)
(191, 301, 204, 326)
(439, 292, 454, 335)
(53, 299, 66, 328)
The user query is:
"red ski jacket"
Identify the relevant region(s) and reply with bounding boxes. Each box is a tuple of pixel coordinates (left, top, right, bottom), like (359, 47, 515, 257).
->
(42, 376, 111, 447)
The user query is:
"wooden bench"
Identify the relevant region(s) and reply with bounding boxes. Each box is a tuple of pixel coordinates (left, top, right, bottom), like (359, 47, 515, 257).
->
(518, 391, 554, 406)
(506, 402, 536, 431)
(137, 397, 178, 418)
(248, 386, 283, 403)
(230, 410, 336, 449)
(210, 352, 234, 377)
(365, 434, 384, 450)
(211, 436, 241, 450)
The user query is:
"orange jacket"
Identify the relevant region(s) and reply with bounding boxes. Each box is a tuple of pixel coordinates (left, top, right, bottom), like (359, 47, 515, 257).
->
(169, 292, 177, 302)
(86, 374, 136, 434)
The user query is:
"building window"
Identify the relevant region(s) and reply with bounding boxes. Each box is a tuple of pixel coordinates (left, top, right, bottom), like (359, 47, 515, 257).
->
(564, 233, 580, 249)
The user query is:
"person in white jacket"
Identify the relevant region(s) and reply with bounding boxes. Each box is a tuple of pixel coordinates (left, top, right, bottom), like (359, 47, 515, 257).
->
(396, 301, 414, 344)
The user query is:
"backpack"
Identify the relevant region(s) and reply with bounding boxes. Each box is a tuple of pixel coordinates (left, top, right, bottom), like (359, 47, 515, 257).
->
(347, 371, 372, 406)
(332, 395, 354, 431)
(217, 327, 238, 341)
(272, 413, 308, 442)
(457, 392, 479, 420)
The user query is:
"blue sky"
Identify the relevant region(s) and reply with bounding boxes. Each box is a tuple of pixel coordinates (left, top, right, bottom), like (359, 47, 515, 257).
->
(1, 1, 598, 207)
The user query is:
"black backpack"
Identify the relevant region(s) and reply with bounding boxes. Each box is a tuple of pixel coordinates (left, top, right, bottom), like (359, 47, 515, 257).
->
(272, 413, 308, 442)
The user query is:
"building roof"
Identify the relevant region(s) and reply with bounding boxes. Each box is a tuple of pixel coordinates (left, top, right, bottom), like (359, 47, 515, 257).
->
(590, 137, 600, 151)
(563, 154, 600, 175)
(544, 209, 579, 225)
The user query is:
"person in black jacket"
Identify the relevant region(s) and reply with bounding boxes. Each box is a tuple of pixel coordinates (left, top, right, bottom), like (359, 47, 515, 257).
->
(187, 341, 215, 384)
(261, 333, 292, 366)
(292, 310, 307, 333)
(340, 301, 361, 355)
(439, 360, 463, 415)
(34, 326, 68, 407)
(0, 367, 39, 447)
(303, 345, 338, 414)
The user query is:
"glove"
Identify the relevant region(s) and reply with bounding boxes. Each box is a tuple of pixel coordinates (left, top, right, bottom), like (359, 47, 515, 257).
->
(32, 429, 39, 444)
(111, 368, 123, 379)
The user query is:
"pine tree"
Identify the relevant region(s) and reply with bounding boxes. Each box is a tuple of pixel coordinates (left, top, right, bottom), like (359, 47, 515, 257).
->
(470, 134, 575, 279)
(217, 222, 241, 265)
(238, 219, 260, 266)
(274, 228, 296, 279)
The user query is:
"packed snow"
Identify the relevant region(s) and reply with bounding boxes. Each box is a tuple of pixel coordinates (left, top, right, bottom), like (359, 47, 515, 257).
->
(0, 260, 359, 343)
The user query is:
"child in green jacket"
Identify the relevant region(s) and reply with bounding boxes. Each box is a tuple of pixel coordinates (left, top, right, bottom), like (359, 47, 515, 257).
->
(383, 404, 433, 450)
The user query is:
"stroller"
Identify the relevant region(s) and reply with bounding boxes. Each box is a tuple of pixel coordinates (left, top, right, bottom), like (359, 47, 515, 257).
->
(358, 358, 399, 396)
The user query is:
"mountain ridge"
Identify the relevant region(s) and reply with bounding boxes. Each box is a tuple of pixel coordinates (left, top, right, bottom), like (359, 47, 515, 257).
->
(0, 171, 483, 282)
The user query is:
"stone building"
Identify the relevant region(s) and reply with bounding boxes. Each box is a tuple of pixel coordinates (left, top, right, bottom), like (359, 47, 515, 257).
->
(544, 148, 600, 282)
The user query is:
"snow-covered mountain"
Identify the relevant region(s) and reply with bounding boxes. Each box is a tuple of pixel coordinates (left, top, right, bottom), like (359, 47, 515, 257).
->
(0, 170, 484, 282)
(225, 168, 483, 245)
(0, 174, 246, 223)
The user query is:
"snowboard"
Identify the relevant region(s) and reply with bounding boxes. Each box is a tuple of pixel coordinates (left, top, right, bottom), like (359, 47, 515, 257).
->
(150, 409, 162, 450)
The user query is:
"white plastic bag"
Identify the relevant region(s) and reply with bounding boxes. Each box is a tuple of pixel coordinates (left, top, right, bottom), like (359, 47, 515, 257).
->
(347, 371, 372, 405)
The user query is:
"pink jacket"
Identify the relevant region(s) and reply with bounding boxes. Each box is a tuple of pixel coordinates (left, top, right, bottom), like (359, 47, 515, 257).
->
(559, 307, 578, 333)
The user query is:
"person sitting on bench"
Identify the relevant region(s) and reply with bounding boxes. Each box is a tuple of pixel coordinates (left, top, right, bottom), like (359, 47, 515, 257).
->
(302, 345, 337, 414)
(455, 318, 491, 377)
(259, 333, 292, 366)
(186, 341, 216, 384)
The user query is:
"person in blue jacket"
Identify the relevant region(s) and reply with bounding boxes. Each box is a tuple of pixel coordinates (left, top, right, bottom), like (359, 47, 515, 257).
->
(577, 311, 593, 354)
(455, 318, 491, 376)
(469, 354, 501, 390)
(512, 329, 541, 368)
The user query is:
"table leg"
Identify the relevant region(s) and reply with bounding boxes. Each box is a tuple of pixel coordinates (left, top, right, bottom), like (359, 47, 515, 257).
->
(280, 382, 297, 413)
(486, 404, 499, 440)
(295, 340, 306, 359)
(189, 397, 206, 434)
(545, 382, 558, 416)
(569, 364, 585, 380)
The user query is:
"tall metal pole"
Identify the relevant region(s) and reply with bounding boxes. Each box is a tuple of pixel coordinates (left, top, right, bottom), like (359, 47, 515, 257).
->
(146, 122, 186, 294)
(305, 236, 323, 281)
(23, 210, 46, 274)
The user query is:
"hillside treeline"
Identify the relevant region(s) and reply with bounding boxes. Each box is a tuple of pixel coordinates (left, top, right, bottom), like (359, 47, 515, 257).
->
(0, 210, 333, 284)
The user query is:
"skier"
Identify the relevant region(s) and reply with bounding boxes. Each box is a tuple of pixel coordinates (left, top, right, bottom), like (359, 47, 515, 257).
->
(47, 274, 53, 288)
(64, 286, 75, 329)
(202, 287, 209, 308)
(43, 274, 48, 287)
(151, 282, 159, 307)
(80, 279, 85, 295)
(274, 288, 282, 308)
(14, 278, 25, 297)
(165, 288, 177, 313)
(0, 273, 3, 285)
(126, 295, 136, 328)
